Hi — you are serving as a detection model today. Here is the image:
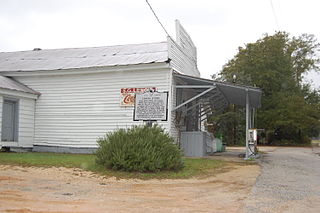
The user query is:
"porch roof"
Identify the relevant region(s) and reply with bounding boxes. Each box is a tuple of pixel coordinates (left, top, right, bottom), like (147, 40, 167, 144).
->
(173, 72, 262, 112)
(0, 75, 40, 95)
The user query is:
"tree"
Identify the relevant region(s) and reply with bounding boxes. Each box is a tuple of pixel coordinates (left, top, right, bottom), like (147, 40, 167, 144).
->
(216, 31, 320, 144)
(208, 107, 246, 146)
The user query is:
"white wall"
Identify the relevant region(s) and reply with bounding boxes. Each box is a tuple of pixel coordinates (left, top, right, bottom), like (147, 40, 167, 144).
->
(0, 92, 36, 148)
(168, 38, 200, 77)
(168, 20, 200, 77)
(14, 68, 172, 148)
(169, 76, 180, 142)
(0, 96, 2, 144)
(18, 98, 35, 147)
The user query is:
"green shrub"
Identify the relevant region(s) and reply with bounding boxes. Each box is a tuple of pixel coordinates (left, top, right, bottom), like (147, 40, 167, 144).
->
(95, 125, 184, 172)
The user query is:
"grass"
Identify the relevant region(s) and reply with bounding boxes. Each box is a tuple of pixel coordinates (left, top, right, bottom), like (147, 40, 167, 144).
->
(0, 152, 227, 179)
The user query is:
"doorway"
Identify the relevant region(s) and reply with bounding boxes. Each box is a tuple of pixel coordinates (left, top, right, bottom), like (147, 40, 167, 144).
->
(1, 99, 18, 142)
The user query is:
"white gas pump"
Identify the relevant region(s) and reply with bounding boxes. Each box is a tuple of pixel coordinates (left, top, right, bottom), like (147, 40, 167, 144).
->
(248, 128, 258, 157)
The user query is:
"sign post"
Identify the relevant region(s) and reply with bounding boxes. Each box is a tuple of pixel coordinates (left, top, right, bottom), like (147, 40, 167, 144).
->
(133, 91, 168, 126)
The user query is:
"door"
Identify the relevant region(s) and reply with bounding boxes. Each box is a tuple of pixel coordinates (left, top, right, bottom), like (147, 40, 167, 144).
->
(1, 100, 17, 142)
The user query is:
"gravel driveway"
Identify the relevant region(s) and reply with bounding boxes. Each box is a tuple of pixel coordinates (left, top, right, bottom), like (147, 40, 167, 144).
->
(244, 147, 320, 213)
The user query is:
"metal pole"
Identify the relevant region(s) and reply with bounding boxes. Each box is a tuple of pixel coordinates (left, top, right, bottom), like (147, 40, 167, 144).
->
(146, 120, 153, 127)
(252, 108, 255, 128)
(199, 104, 201, 131)
(248, 108, 251, 129)
(245, 90, 250, 159)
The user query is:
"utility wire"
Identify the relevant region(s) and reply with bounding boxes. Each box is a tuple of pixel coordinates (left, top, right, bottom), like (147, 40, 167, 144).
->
(145, 0, 197, 63)
(145, 0, 170, 37)
(269, 0, 280, 30)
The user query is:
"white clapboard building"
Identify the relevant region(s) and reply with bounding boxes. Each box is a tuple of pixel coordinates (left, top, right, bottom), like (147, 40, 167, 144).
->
(0, 21, 261, 155)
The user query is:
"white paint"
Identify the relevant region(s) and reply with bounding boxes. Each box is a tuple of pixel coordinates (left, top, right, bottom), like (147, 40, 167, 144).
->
(14, 68, 172, 148)
(168, 37, 200, 77)
(1, 0, 320, 84)
(169, 74, 179, 141)
(17, 98, 36, 147)
(0, 93, 36, 148)
(175, 20, 197, 62)
(0, 20, 203, 150)
(0, 96, 2, 147)
(0, 88, 38, 100)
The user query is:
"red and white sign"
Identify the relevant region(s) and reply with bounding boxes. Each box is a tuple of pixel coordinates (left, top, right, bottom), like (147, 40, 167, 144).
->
(120, 87, 156, 106)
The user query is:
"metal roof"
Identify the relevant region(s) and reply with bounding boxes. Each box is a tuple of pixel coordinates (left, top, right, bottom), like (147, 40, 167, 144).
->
(0, 75, 40, 95)
(173, 72, 262, 108)
(0, 42, 168, 72)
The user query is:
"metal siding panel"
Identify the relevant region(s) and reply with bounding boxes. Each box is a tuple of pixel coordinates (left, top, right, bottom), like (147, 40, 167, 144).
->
(181, 131, 205, 157)
(15, 69, 171, 148)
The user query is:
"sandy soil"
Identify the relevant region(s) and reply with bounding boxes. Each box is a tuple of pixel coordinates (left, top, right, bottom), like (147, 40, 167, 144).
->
(0, 162, 259, 213)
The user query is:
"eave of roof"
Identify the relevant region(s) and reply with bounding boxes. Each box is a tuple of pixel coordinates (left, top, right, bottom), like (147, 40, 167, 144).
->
(0, 75, 40, 95)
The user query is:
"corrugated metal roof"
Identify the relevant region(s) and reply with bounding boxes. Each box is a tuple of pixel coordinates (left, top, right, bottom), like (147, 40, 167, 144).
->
(0, 75, 40, 95)
(173, 72, 262, 108)
(0, 42, 169, 72)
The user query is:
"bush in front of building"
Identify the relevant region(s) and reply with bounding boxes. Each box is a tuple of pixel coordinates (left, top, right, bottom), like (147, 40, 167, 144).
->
(95, 125, 184, 172)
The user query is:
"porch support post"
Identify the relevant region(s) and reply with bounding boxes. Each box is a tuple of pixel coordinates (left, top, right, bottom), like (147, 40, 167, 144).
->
(245, 89, 250, 159)
(252, 108, 255, 128)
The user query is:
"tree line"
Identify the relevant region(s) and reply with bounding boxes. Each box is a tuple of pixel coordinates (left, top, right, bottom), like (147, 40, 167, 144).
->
(210, 32, 320, 145)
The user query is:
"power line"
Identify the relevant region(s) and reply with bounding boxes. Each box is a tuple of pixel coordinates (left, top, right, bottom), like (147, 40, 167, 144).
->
(145, 1, 196, 63)
(269, 0, 280, 30)
(145, 0, 170, 37)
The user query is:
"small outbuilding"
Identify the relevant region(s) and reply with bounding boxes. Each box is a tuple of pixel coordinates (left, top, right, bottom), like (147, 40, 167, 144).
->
(0, 21, 261, 155)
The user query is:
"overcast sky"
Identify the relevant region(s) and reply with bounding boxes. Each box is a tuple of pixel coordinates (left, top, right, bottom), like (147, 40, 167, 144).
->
(1, 0, 320, 88)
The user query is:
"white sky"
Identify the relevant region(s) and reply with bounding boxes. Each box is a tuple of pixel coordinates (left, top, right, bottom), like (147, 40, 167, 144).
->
(1, 0, 320, 88)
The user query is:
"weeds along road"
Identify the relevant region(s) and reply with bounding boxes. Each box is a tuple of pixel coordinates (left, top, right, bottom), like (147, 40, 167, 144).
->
(245, 147, 320, 213)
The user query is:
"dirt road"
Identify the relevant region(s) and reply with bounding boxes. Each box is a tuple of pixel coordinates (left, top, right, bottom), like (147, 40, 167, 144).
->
(0, 162, 259, 213)
(2, 147, 318, 213)
(245, 147, 320, 213)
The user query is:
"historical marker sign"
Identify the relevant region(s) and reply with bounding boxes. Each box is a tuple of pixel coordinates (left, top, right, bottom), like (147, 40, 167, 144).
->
(134, 91, 168, 121)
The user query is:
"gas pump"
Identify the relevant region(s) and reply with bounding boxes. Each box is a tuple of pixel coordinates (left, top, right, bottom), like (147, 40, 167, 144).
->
(248, 128, 258, 157)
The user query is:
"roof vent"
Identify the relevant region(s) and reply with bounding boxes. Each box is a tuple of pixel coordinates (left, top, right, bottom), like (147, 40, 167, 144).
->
(33, 48, 42, 51)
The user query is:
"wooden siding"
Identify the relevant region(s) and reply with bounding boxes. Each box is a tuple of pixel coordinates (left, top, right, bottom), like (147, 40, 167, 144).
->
(18, 98, 35, 147)
(0, 96, 2, 144)
(168, 21, 200, 77)
(169, 76, 180, 142)
(168, 38, 199, 77)
(15, 68, 172, 148)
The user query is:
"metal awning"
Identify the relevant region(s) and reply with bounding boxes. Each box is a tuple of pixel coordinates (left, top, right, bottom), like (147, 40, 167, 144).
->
(173, 72, 262, 159)
(173, 72, 262, 110)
